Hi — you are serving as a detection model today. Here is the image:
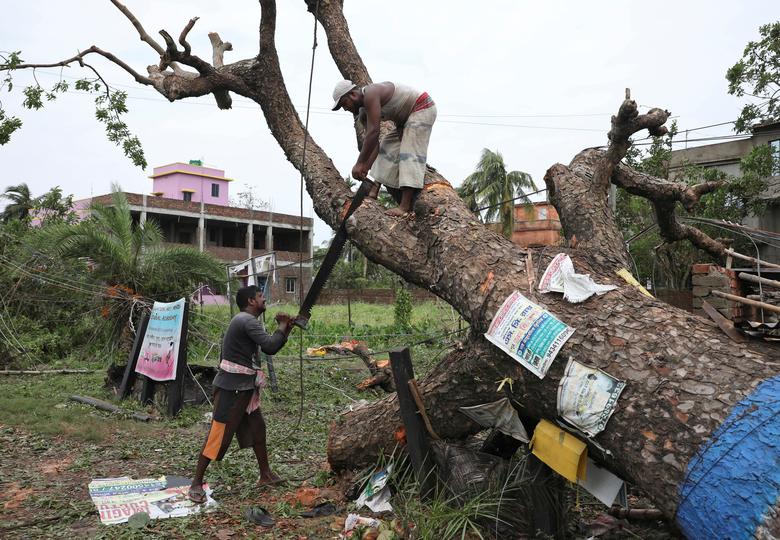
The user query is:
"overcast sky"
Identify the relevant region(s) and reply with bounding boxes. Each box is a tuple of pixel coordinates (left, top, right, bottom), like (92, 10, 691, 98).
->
(1, 1, 773, 244)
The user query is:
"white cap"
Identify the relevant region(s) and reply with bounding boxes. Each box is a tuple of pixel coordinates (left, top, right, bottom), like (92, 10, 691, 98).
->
(331, 80, 357, 110)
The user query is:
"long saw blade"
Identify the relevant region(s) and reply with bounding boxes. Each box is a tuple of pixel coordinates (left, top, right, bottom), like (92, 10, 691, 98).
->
(295, 179, 373, 327)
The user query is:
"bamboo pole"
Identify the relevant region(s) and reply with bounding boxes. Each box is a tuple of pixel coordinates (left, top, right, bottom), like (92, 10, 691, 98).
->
(724, 249, 780, 270)
(70, 395, 152, 422)
(0, 369, 98, 375)
(711, 290, 780, 314)
(738, 272, 780, 290)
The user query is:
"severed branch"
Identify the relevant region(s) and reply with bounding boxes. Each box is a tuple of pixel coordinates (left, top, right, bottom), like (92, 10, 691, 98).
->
(613, 165, 724, 213)
(653, 199, 728, 257)
(178, 17, 199, 57)
(14, 45, 154, 86)
(593, 89, 670, 190)
(208, 32, 233, 68)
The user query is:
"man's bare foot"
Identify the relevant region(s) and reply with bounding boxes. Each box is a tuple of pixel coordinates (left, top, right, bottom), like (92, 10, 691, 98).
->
(367, 182, 380, 199)
(187, 485, 207, 504)
(256, 472, 285, 487)
(385, 206, 410, 217)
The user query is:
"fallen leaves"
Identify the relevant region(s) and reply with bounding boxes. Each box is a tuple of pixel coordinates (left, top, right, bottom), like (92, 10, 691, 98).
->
(3, 483, 34, 509)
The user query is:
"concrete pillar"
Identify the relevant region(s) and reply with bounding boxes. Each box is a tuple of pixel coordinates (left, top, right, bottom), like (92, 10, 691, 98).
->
(140, 194, 147, 226)
(266, 225, 273, 252)
(198, 216, 205, 252)
(247, 223, 254, 258)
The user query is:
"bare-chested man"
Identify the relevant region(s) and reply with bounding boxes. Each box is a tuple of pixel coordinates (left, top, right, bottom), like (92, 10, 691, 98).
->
(332, 80, 437, 216)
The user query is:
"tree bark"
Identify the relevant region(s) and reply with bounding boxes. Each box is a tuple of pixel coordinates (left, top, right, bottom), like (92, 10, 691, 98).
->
(7, 1, 780, 538)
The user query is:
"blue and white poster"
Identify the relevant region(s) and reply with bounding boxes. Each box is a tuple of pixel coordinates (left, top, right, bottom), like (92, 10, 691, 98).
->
(484, 291, 575, 379)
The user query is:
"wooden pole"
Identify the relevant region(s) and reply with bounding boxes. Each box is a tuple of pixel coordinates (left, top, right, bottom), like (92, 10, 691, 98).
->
(225, 265, 235, 318)
(0, 369, 97, 375)
(407, 379, 441, 440)
(711, 290, 780, 314)
(724, 249, 780, 270)
(70, 395, 152, 422)
(389, 347, 437, 498)
(738, 272, 780, 290)
(140, 377, 155, 406)
(119, 310, 149, 399)
(167, 299, 190, 417)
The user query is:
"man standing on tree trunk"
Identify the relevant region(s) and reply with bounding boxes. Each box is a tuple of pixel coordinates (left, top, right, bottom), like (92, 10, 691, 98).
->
(332, 80, 437, 216)
(188, 285, 293, 504)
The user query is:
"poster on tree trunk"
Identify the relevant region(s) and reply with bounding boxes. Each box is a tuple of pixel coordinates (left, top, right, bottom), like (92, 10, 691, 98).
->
(557, 358, 626, 437)
(135, 299, 185, 381)
(484, 291, 575, 379)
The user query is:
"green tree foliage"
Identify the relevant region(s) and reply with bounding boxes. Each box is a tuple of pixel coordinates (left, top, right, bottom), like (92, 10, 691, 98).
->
(314, 241, 396, 290)
(1, 182, 34, 222)
(31, 188, 224, 345)
(0, 52, 146, 167)
(31, 186, 77, 224)
(1, 183, 78, 224)
(618, 122, 770, 289)
(393, 284, 413, 332)
(36, 187, 224, 300)
(727, 21, 780, 133)
(459, 149, 535, 239)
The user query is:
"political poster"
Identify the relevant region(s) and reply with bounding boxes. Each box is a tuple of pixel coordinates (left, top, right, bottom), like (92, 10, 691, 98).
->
(135, 299, 185, 381)
(557, 358, 626, 437)
(484, 291, 575, 379)
(88, 475, 216, 525)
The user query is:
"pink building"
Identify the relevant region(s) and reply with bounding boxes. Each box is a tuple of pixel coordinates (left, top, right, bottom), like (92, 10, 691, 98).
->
(73, 160, 313, 302)
(150, 160, 231, 206)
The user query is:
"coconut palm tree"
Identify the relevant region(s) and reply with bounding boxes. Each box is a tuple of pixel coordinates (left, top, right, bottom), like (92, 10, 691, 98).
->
(1, 183, 35, 222)
(459, 149, 535, 239)
(36, 187, 225, 343)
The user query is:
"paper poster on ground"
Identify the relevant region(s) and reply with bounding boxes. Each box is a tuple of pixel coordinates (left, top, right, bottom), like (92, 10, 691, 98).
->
(88, 475, 216, 525)
(135, 299, 185, 381)
(557, 358, 626, 437)
(484, 291, 575, 379)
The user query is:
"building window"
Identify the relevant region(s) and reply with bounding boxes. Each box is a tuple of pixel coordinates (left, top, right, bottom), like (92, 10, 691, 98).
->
(211, 183, 220, 197)
(183, 191, 192, 202)
(770, 139, 780, 175)
(285, 277, 296, 294)
(537, 207, 548, 220)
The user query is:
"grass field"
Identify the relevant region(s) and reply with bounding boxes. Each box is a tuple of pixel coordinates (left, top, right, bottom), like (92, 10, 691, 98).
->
(0, 301, 466, 539)
(0, 300, 674, 539)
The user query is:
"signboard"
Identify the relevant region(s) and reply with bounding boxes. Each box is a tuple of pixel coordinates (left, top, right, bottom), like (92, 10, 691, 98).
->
(557, 358, 626, 437)
(135, 299, 186, 382)
(484, 291, 575, 379)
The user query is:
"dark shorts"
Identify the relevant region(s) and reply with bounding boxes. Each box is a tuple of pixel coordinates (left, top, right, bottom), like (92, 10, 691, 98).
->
(201, 388, 262, 461)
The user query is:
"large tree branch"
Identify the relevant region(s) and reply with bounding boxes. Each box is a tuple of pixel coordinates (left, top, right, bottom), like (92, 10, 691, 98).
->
(611, 159, 728, 258)
(254, 0, 431, 277)
(593, 89, 670, 191)
(307, 0, 371, 86)
(613, 165, 724, 213)
(14, 46, 154, 87)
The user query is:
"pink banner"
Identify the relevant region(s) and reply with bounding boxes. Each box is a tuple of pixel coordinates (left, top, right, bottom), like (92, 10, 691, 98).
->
(135, 299, 185, 382)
